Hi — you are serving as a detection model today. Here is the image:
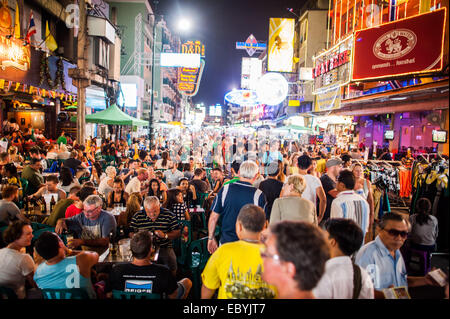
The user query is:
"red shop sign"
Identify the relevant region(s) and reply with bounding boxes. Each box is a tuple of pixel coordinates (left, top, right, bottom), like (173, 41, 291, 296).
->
(313, 50, 351, 78)
(352, 8, 446, 81)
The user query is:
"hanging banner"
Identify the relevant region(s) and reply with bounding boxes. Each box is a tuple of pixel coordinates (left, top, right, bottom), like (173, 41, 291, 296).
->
(314, 86, 341, 112)
(352, 8, 446, 81)
(268, 18, 295, 73)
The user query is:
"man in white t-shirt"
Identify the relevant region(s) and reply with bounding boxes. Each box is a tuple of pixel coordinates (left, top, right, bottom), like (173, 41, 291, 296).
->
(297, 155, 326, 224)
(125, 168, 149, 196)
(313, 218, 374, 299)
(0, 221, 37, 299)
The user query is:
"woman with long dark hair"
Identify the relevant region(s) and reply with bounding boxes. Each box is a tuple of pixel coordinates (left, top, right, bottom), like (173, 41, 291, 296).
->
(147, 178, 167, 203)
(107, 177, 129, 209)
(177, 177, 196, 208)
(409, 198, 438, 253)
(59, 167, 80, 193)
(155, 151, 172, 169)
(163, 188, 190, 221)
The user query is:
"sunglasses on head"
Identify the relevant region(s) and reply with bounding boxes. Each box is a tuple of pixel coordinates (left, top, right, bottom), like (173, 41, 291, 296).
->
(384, 228, 408, 238)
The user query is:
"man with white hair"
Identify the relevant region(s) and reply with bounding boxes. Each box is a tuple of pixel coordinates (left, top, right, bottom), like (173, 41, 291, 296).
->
(130, 196, 181, 276)
(55, 194, 117, 254)
(207, 160, 267, 254)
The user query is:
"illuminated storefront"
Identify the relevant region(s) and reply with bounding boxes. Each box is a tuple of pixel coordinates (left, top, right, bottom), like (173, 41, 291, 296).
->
(318, 0, 449, 155)
(0, 33, 77, 139)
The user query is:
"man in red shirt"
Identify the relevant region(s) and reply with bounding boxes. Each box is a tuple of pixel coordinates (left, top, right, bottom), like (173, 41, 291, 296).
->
(65, 186, 96, 218)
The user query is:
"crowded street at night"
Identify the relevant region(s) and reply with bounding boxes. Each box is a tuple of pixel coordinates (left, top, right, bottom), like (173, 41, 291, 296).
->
(0, 0, 449, 310)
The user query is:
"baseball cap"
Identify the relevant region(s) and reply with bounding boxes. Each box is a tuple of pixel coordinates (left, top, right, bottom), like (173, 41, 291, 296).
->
(326, 158, 343, 168)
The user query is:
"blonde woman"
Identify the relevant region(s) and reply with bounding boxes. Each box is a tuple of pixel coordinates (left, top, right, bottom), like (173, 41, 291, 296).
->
(287, 152, 300, 176)
(119, 192, 142, 227)
(98, 166, 116, 198)
(351, 163, 375, 239)
(270, 174, 317, 226)
(8, 145, 24, 164)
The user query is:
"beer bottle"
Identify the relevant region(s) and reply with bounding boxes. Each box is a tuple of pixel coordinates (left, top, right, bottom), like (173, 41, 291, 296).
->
(50, 195, 56, 212)
(109, 231, 116, 256)
(28, 198, 35, 215)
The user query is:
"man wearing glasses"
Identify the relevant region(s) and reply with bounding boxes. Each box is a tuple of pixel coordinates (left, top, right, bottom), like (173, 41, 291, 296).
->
(356, 212, 438, 298)
(55, 195, 117, 255)
(261, 221, 330, 299)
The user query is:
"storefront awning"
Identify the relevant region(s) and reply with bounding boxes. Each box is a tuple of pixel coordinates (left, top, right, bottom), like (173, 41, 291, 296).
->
(70, 104, 147, 126)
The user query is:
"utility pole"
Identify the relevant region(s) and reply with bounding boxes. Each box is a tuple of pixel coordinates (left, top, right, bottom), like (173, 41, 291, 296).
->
(69, 0, 91, 144)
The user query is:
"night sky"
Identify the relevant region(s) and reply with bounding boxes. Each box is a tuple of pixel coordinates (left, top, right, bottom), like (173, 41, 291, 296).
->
(157, 0, 306, 107)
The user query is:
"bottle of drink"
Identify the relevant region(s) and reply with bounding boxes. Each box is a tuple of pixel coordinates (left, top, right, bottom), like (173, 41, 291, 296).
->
(50, 195, 56, 212)
(40, 198, 47, 215)
(28, 198, 35, 215)
(109, 231, 116, 256)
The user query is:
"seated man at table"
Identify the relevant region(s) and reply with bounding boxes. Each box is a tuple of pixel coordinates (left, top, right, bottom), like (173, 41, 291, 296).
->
(130, 196, 181, 277)
(29, 175, 66, 202)
(21, 158, 44, 196)
(55, 195, 117, 255)
(43, 186, 81, 227)
(0, 185, 30, 226)
(33, 231, 98, 299)
(63, 150, 89, 180)
(106, 230, 191, 299)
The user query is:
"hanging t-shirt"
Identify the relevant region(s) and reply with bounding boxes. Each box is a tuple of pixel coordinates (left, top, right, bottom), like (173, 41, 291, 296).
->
(201, 241, 277, 299)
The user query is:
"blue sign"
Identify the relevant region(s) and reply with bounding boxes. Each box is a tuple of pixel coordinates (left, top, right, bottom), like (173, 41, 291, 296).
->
(236, 34, 267, 56)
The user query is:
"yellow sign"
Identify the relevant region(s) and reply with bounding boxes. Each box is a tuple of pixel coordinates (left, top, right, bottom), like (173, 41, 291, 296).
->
(288, 100, 300, 106)
(315, 86, 341, 112)
(181, 40, 205, 57)
(268, 18, 295, 73)
(0, 35, 31, 71)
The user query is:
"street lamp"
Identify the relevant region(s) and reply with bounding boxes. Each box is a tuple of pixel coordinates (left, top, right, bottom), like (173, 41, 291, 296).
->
(178, 18, 191, 32)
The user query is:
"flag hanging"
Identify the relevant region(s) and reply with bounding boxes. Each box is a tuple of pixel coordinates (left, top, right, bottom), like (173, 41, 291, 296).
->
(14, 1, 20, 39)
(26, 10, 37, 43)
(45, 21, 58, 52)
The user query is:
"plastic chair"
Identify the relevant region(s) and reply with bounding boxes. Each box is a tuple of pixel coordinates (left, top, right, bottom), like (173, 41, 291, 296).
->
(197, 192, 209, 208)
(19, 177, 29, 196)
(187, 236, 210, 299)
(0, 286, 18, 299)
(174, 220, 192, 269)
(112, 290, 161, 299)
(41, 288, 89, 299)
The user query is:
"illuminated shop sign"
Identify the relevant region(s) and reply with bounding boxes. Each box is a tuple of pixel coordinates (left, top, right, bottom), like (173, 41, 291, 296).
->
(0, 35, 31, 72)
(268, 18, 295, 73)
(313, 50, 351, 78)
(182, 40, 205, 57)
(352, 8, 446, 81)
(313, 35, 353, 95)
(177, 40, 205, 96)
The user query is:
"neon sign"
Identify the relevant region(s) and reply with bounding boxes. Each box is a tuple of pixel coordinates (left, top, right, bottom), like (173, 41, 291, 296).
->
(181, 40, 205, 57)
(177, 40, 205, 96)
(0, 35, 31, 72)
(313, 50, 350, 78)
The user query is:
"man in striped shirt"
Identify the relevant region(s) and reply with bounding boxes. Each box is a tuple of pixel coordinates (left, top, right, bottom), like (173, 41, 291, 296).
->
(207, 160, 267, 254)
(130, 196, 181, 276)
(330, 170, 370, 238)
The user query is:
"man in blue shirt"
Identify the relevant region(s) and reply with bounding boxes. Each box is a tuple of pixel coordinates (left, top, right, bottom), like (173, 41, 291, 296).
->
(356, 212, 437, 298)
(55, 195, 116, 255)
(207, 160, 266, 254)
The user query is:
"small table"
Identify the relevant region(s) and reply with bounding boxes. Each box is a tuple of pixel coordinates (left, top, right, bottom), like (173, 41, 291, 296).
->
(98, 246, 160, 264)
